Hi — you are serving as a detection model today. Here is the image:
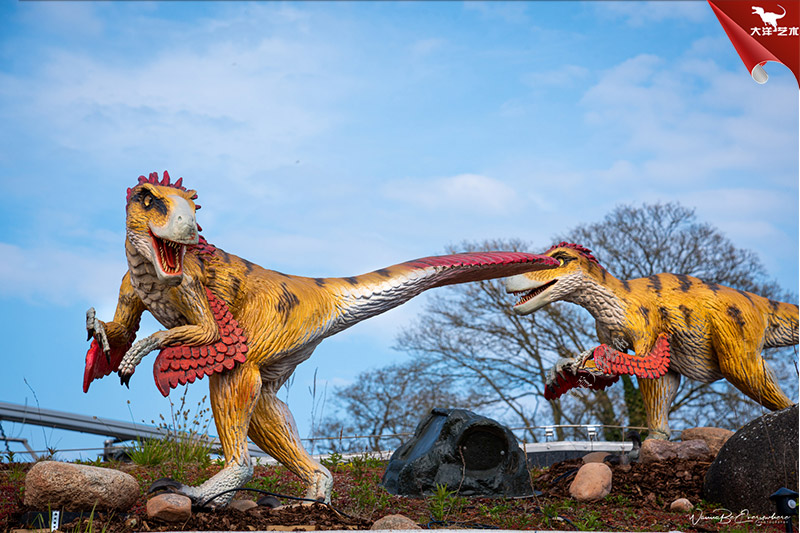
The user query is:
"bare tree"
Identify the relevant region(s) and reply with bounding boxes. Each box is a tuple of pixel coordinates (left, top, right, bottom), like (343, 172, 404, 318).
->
(318, 202, 798, 445)
(313, 359, 487, 453)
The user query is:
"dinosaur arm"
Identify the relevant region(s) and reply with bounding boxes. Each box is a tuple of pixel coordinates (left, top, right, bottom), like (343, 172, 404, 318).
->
(83, 273, 145, 392)
(329, 251, 558, 332)
(592, 333, 671, 379)
(118, 277, 220, 383)
(543, 334, 670, 400)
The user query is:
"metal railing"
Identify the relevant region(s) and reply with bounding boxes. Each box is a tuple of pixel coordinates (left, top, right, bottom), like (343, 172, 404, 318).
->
(0, 401, 269, 459)
(1, 400, 649, 461)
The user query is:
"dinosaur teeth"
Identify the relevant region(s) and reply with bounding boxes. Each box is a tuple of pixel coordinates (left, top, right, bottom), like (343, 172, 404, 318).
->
(514, 279, 557, 306)
(150, 231, 185, 276)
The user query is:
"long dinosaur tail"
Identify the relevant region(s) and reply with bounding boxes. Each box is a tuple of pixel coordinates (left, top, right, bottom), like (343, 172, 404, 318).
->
(325, 251, 558, 334)
(764, 300, 799, 348)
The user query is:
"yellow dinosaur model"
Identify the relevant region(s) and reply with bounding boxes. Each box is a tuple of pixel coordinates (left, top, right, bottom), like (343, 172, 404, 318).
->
(82, 171, 558, 507)
(505, 242, 798, 439)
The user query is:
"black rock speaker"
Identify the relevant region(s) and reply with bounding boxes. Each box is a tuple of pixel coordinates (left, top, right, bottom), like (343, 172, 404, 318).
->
(380, 408, 534, 497)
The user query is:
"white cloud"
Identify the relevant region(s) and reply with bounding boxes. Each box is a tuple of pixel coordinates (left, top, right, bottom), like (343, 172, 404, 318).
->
(523, 64, 589, 89)
(1, 23, 352, 180)
(0, 242, 126, 310)
(382, 173, 518, 215)
(596, 1, 709, 27)
(463, 2, 529, 24)
(579, 51, 798, 187)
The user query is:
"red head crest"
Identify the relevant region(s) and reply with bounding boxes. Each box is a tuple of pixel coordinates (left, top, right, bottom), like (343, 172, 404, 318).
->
(546, 242, 602, 267)
(126, 171, 200, 210)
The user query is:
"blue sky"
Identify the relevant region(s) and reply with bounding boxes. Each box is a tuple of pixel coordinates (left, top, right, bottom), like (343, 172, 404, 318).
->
(0, 1, 797, 460)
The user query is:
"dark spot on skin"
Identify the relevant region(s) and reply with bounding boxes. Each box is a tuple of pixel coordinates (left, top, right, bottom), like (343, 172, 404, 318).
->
(376, 269, 391, 278)
(679, 304, 692, 326)
(727, 305, 746, 332)
(736, 289, 754, 305)
(675, 274, 692, 292)
(242, 259, 257, 275)
(601, 268, 608, 283)
(207, 267, 217, 284)
(314, 278, 327, 287)
(230, 276, 242, 303)
(648, 275, 663, 293)
(278, 271, 291, 278)
(769, 300, 780, 313)
(220, 251, 232, 264)
(705, 281, 721, 293)
(620, 279, 631, 292)
(659, 307, 670, 321)
(640, 306, 650, 326)
(345, 277, 359, 285)
(275, 282, 300, 316)
(119, 293, 140, 308)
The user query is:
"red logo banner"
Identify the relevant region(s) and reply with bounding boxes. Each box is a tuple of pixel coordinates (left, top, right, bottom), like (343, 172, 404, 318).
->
(708, 0, 799, 86)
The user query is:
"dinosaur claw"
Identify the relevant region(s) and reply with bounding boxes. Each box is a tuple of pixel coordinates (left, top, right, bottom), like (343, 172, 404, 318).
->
(120, 373, 131, 388)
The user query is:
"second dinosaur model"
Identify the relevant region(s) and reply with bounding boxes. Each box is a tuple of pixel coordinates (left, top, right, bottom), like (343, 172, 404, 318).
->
(505, 242, 798, 439)
(82, 171, 559, 507)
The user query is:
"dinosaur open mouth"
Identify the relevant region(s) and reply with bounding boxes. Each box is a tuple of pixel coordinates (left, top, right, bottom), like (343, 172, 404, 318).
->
(512, 279, 557, 307)
(150, 230, 185, 276)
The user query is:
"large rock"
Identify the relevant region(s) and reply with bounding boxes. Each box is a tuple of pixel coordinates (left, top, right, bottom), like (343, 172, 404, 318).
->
(669, 498, 694, 512)
(639, 439, 713, 464)
(681, 427, 733, 457)
(146, 493, 192, 522)
(371, 514, 421, 530)
(703, 405, 799, 515)
(381, 408, 533, 497)
(569, 463, 612, 501)
(24, 461, 139, 512)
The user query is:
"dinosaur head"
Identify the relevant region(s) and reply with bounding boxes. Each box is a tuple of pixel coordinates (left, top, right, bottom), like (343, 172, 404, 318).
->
(125, 171, 200, 285)
(505, 242, 604, 314)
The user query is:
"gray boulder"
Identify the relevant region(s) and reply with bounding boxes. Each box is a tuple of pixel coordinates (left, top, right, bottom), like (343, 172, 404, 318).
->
(680, 427, 733, 457)
(703, 404, 799, 515)
(24, 460, 139, 512)
(639, 439, 713, 463)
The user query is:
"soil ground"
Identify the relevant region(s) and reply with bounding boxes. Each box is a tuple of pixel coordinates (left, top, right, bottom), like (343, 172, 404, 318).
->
(2, 457, 796, 532)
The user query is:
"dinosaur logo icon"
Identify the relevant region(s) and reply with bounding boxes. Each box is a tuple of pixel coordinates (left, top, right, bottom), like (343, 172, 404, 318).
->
(752, 4, 786, 29)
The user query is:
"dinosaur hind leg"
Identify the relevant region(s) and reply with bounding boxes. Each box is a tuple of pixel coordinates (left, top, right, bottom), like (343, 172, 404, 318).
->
(247, 388, 333, 503)
(718, 347, 792, 411)
(166, 364, 262, 508)
(638, 370, 680, 440)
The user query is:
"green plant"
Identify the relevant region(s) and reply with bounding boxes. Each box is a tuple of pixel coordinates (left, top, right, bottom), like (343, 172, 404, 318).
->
(346, 452, 383, 470)
(320, 451, 343, 470)
(249, 469, 282, 494)
(127, 437, 172, 466)
(574, 509, 603, 531)
(126, 390, 214, 481)
(477, 500, 512, 519)
(605, 493, 631, 506)
(427, 483, 466, 522)
(540, 502, 561, 529)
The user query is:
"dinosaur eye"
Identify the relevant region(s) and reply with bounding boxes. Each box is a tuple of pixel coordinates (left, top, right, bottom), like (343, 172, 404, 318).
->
(143, 194, 152, 208)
